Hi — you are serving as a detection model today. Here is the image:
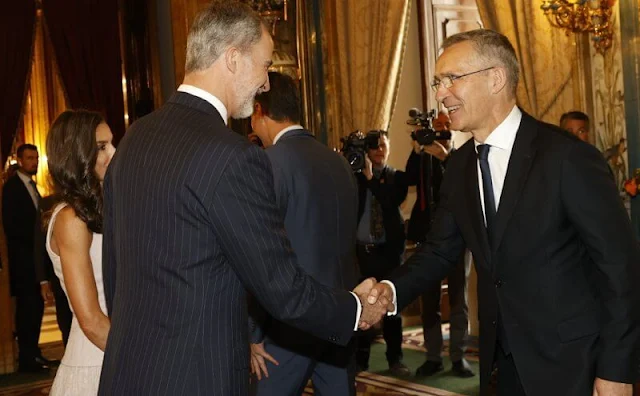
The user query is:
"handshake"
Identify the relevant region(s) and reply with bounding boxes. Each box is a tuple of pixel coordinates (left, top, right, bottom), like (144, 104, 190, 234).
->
(353, 278, 395, 330)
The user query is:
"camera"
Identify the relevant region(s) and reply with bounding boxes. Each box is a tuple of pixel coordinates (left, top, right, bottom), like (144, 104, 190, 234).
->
(407, 108, 451, 145)
(340, 130, 381, 172)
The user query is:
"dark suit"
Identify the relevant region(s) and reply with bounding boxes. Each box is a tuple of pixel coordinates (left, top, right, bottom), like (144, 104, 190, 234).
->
(2, 173, 44, 365)
(355, 167, 408, 367)
(249, 128, 360, 395)
(405, 150, 469, 365)
(99, 93, 358, 396)
(391, 112, 640, 395)
(405, 151, 444, 244)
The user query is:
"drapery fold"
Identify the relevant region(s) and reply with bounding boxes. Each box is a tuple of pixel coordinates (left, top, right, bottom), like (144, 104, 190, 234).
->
(43, 0, 125, 144)
(324, 0, 412, 148)
(476, 1, 581, 123)
(0, 1, 37, 164)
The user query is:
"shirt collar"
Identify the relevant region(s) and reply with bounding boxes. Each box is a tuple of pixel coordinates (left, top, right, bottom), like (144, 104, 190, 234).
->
(272, 125, 304, 145)
(177, 84, 228, 125)
(474, 105, 522, 152)
(17, 170, 33, 186)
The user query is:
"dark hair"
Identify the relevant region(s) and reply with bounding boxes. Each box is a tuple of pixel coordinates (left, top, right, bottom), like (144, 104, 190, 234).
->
(45, 110, 105, 233)
(560, 111, 590, 128)
(442, 29, 519, 96)
(17, 143, 38, 158)
(370, 129, 389, 138)
(254, 72, 301, 124)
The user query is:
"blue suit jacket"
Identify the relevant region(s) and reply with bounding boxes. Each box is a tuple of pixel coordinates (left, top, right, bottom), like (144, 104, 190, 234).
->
(249, 128, 360, 343)
(99, 93, 357, 396)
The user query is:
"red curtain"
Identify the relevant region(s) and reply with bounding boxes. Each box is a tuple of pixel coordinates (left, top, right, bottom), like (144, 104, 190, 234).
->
(43, 0, 125, 145)
(0, 1, 36, 164)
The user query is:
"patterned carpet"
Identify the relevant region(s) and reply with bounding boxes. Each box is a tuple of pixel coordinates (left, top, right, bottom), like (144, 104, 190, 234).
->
(0, 323, 479, 396)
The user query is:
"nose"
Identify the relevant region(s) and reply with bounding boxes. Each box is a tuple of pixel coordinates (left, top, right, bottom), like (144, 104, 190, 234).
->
(107, 146, 116, 162)
(434, 83, 449, 102)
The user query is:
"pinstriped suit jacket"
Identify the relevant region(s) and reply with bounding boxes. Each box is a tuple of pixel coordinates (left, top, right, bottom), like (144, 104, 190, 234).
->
(98, 92, 357, 396)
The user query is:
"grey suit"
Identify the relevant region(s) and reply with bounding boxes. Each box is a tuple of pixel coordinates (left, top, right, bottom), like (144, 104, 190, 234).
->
(98, 93, 358, 396)
(249, 129, 360, 395)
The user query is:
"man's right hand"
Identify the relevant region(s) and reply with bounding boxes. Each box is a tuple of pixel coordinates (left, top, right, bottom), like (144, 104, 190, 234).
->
(366, 282, 394, 311)
(353, 278, 394, 330)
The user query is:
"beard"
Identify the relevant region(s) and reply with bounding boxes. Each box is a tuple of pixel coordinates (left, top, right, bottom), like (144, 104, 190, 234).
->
(21, 167, 38, 176)
(231, 92, 255, 120)
(230, 70, 260, 119)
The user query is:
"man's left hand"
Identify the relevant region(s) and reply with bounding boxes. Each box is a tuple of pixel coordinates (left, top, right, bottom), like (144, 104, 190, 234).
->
(593, 377, 632, 396)
(423, 141, 448, 161)
(40, 282, 54, 306)
(250, 342, 279, 381)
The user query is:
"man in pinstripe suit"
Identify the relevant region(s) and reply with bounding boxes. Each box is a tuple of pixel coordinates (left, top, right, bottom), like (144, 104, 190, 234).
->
(98, 2, 389, 395)
(248, 72, 359, 395)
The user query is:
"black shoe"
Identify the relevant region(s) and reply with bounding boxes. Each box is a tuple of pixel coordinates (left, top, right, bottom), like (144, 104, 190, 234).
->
(388, 361, 411, 376)
(35, 356, 60, 366)
(415, 360, 444, 377)
(451, 359, 475, 378)
(18, 360, 49, 373)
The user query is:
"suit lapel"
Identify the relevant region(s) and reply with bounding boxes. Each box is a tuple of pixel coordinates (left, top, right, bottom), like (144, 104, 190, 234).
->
(463, 149, 492, 268)
(490, 113, 538, 253)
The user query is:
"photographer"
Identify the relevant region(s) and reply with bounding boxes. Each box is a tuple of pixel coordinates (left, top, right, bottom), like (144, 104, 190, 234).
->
(355, 130, 411, 376)
(405, 112, 474, 378)
(405, 112, 449, 244)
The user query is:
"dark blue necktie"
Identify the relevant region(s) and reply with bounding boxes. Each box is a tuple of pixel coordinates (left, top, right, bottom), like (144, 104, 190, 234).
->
(477, 144, 496, 234)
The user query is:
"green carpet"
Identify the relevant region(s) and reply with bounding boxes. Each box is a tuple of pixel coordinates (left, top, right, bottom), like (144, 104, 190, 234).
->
(367, 342, 480, 396)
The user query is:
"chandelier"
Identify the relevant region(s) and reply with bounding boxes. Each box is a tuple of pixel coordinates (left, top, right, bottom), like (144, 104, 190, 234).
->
(240, 0, 289, 35)
(540, 0, 615, 54)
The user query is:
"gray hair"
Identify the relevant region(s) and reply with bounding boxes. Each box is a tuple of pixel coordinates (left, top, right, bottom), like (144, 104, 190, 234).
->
(185, 1, 264, 73)
(442, 29, 519, 95)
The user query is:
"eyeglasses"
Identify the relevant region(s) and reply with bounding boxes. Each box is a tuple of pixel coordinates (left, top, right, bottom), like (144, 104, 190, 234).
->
(430, 67, 495, 92)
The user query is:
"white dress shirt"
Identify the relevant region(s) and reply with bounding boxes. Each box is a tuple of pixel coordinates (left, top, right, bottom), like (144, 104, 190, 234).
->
(17, 170, 39, 209)
(272, 125, 304, 145)
(385, 105, 522, 315)
(475, 105, 522, 223)
(177, 84, 228, 125)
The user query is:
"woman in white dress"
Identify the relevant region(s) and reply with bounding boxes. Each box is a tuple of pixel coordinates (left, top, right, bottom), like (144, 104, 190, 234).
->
(44, 109, 116, 395)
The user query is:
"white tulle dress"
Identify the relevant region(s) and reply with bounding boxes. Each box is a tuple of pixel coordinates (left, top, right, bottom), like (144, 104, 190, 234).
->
(46, 203, 106, 395)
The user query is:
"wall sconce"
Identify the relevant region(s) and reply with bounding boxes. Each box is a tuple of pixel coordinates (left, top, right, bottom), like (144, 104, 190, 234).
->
(540, 0, 615, 54)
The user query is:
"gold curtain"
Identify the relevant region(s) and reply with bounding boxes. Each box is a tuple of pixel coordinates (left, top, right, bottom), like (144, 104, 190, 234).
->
(324, 0, 411, 148)
(476, 1, 582, 124)
(20, 11, 67, 196)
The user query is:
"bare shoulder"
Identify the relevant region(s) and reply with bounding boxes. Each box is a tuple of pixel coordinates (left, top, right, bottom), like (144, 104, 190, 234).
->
(53, 206, 93, 246)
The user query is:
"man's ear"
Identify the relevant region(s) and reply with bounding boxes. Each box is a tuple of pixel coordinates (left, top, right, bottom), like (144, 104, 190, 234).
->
(225, 47, 240, 73)
(254, 102, 263, 117)
(491, 66, 508, 94)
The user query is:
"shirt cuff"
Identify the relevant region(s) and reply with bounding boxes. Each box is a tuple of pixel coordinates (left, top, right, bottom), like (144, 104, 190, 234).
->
(40, 281, 49, 285)
(350, 292, 362, 331)
(380, 280, 398, 316)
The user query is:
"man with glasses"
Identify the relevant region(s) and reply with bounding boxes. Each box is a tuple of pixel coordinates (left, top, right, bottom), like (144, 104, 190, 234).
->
(366, 29, 640, 396)
(560, 111, 590, 143)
